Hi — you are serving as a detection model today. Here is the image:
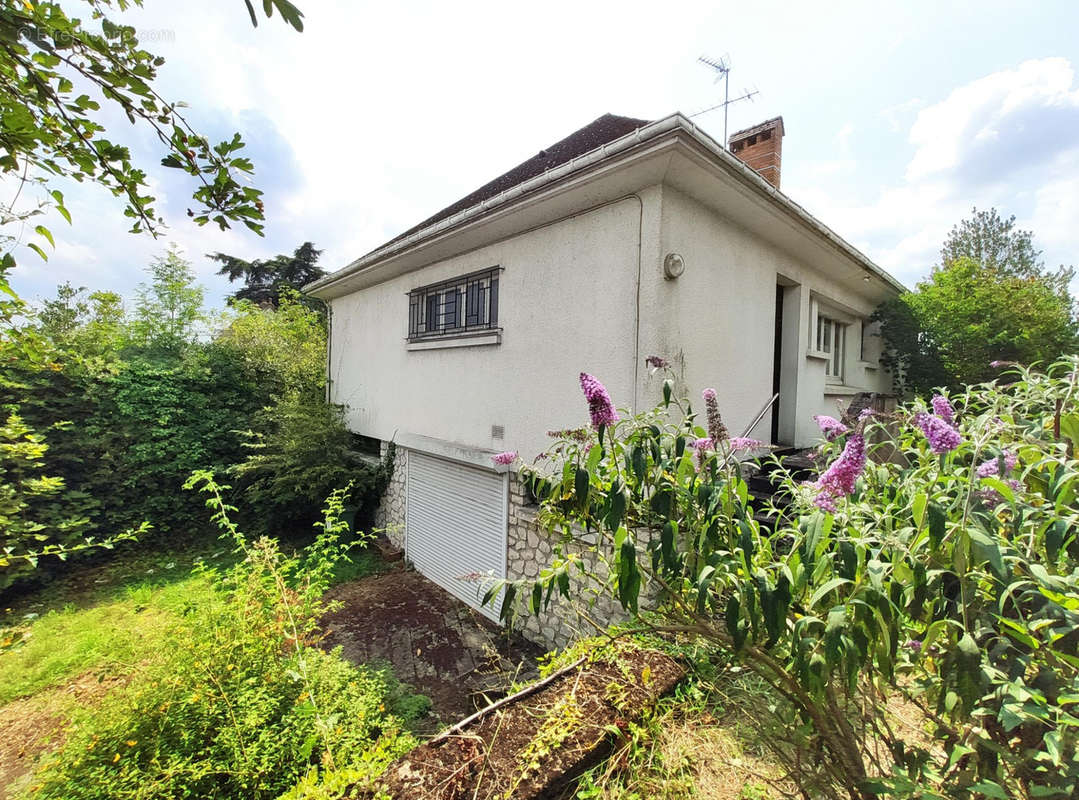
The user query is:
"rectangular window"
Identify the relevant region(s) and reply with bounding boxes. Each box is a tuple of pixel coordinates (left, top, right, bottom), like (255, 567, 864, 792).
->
(407, 267, 501, 340)
(817, 315, 845, 380)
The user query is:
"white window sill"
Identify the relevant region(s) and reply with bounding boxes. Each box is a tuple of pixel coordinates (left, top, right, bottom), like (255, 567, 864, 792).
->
(806, 349, 831, 361)
(407, 331, 502, 351)
(824, 384, 867, 396)
(857, 360, 878, 370)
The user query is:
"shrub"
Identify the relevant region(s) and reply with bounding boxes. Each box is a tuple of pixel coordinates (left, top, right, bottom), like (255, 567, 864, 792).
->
(214, 289, 328, 398)
(506, 360, 1079, 800)
(0, 413, 95, 589)
(27, 476, 420, 800)
(230, 394, 394, 534)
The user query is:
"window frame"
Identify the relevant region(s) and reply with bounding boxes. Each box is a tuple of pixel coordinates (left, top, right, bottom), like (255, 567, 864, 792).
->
(407, 266, 502, 342)
(816, 314, 847, 382)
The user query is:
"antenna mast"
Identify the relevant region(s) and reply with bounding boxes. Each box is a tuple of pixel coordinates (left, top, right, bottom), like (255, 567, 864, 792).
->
(694, 55, 758, 148)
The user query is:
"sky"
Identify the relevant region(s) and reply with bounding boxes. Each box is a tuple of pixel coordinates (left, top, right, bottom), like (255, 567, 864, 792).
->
(7, 0, 1079, 308)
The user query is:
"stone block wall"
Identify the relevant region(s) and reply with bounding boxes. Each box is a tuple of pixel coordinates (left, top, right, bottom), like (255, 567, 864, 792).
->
(375, 441, 407, 550)
(506, 472, 629, 650)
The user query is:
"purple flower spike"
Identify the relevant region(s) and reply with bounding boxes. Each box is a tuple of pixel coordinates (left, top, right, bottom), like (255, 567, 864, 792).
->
(814, 433, 866, 510)
(645, 355, 669, 369)
(914, 412, 961, 455)
(579, 372, 619, 430)
(491, 451, 517, 466)
(729, 437, 764, 451)
(813, 415, 850, 442)
(976, 450, 1018, 478)
(702, 388, 729, 444)
(691, 436, 714, 469)
(931, 394, 954, 424)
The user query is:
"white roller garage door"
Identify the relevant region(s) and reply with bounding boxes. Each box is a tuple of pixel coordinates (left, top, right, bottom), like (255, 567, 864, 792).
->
(406, 451, 507, 621)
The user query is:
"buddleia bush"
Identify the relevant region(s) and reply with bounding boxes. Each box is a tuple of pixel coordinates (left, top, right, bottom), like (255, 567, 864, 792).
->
(499, 359, 1079, 800)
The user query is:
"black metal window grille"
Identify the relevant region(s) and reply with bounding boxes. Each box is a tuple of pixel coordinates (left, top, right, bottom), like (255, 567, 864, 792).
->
(408, 267, 500, 340)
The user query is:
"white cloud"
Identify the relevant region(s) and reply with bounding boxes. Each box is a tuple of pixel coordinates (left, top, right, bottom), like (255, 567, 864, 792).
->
(907, 58, 1079, 183)
(793, 58, 1079, 287)
(880, 97, 924, 133)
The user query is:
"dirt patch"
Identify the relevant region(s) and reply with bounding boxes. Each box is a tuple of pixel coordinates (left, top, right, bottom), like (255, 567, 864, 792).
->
(0, 671, 127, 800)
(368, 648, 685, 800)
(321, 566, 543, 724)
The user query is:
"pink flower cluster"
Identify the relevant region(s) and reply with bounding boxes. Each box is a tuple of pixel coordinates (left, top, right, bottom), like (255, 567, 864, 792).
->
(975, 450, 1018, 478)
(691, 436, 713, 469)
(974, 449, 1022, 505)
(813, 433, 866, 512)
(702, 388, 729, 444)
(491, 451, 517, 465)
(579, 372, 619, 429)
(914, 410, 961, 454)
(931, 394, 955, 424)
(645, 355, 669, 369)
(546, 427, 590, 443)
(728, 437, 764, 451)
(813, 415, 849, 442)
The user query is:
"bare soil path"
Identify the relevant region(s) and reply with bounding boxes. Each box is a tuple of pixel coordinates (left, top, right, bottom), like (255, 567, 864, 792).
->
(321, 566, 543, 725)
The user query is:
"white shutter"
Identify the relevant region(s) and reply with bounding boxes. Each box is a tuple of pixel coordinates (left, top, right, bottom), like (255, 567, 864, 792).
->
(406, 451, 507, 621)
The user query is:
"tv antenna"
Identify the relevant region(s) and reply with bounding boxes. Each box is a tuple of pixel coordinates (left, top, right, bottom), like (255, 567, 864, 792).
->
(693, 55, 758, 148)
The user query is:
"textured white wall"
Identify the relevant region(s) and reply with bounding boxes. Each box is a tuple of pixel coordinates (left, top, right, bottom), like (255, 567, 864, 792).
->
(328, 197, 645, 462)
(645, 187, 892, 448)
(329, 185, 894, 458)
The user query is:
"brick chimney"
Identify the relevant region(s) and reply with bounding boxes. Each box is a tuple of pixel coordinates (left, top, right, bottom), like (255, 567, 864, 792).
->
(728, 117, 784, 189)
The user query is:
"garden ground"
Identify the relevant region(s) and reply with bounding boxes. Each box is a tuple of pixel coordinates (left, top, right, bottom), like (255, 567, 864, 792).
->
(0, 542, 792, 800)
(0, 543, 543, 796)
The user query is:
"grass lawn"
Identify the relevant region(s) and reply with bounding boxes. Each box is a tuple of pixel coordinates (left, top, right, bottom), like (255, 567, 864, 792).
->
(1, 544, 229, 705)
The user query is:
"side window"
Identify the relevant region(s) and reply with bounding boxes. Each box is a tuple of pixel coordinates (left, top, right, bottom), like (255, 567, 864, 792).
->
(816, 315, 846, 381)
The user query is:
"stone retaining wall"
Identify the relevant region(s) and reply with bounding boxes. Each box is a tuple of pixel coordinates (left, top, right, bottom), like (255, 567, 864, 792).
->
(375, 441, 407, 550)
(506, 472, 629, 650)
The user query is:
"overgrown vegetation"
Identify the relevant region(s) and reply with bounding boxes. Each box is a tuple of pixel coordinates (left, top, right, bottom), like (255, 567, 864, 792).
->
(502, 359, 1079, 800)
(21, 475, 423, 800)
(0, 248, 388, 589)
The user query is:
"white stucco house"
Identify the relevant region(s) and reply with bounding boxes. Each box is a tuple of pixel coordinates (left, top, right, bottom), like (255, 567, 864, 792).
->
(306, 112, 905, 644)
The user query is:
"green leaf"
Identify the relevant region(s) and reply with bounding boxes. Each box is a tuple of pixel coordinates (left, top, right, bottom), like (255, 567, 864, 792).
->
(912, 492, 927, 529)
(968, 782, 1009, 800)
(605, 482, 626, 531)
(631, 445, 646, 483)
(498, 583, 517, 622)
(33, 225, 54, 248)
(575, 466, 590, 511)
(808, 577, 850, 610)
(696, 565, 716, 613)
(927, 502, 946, 549)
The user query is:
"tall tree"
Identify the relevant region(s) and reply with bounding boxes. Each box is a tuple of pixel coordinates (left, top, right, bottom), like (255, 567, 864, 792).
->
(876, 209, 1079, 395)
(209, 241, 326, 308)
(131, 246, 206, 351)
(942, 206, 1074, 293)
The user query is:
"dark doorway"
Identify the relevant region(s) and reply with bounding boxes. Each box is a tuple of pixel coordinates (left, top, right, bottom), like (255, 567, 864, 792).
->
(771, 284, 783, 444)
